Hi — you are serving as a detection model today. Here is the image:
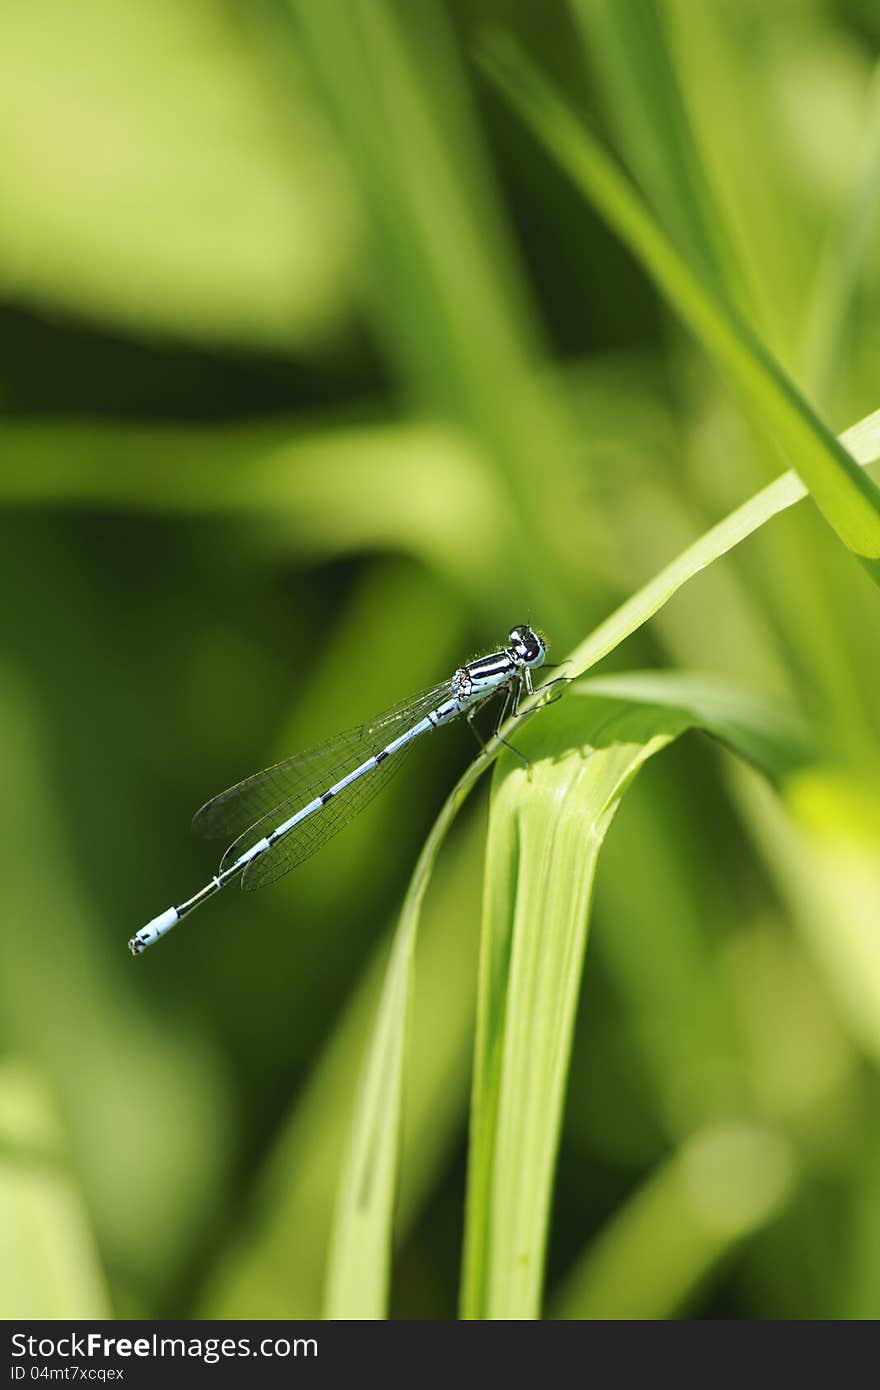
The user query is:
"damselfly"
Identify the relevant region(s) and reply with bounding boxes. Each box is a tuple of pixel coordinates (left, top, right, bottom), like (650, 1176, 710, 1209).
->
(129, 624, 557, 955)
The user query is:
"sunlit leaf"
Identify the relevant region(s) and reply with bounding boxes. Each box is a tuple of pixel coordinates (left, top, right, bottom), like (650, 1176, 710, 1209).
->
(478, 32, 880, 578)
(462, 675, 816, 1318)
(322, 406, 878, 1319)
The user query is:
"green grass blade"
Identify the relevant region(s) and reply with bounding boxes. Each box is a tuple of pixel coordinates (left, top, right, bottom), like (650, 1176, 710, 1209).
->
(462, 675, 817, 1319)
(0, 1061, 111, 1319)
(323, 770, 485, 1318)
(1, 403, 876, 643)
(551, 1123, 794, 1319)
(566, 409, 880, 678)
(462, 711, 676, 1320)
(0, 415, 504, 589)
(288, 0, 599, 620)
(322, 407, 877, 1317)
(734, 763, 880, 1070)
(478, 33, 880, 576)
(570, 0, 746, 309)
(803, 60, 880, 413)
(202, 820, 482, 1318)
(322, 898, 413, 1318)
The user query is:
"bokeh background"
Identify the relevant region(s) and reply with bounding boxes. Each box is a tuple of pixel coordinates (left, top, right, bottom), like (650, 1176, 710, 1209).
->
(2, 0, 880, 1320)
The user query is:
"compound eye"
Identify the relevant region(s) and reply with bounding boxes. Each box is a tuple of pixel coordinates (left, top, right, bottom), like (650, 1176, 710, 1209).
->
(509, 624, 545, 666)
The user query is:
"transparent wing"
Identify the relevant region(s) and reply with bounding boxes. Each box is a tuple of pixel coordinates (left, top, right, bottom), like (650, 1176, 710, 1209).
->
(240, 745, 410, 890)
(192, 679, 455, 885)
(192, 680, 453, 844)
(193, 724, 369, 844)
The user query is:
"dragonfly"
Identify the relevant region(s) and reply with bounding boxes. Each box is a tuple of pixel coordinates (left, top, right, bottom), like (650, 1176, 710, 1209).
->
(129, 624, 560, 955)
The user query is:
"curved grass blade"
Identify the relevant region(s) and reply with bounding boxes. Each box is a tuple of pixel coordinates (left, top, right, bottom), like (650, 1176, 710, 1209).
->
(566, 409, 880, 679)
(323, 760, 485, 1318)
(324, 407, 878, 1319)
(477, 32, 880, 580)
(462, 676, 816, 1319)
(200, 820, 484, 1319)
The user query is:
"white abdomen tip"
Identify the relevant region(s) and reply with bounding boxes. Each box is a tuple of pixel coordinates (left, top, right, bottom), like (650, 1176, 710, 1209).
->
(128, 906, 179, 956)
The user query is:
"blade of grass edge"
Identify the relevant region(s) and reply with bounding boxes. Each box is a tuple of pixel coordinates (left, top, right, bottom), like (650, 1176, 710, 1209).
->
(570, 0, 749, 314)
(462, 677, 816, 1319)
(322, 406, 878, 1318)
(323, 768, 486, 1317)
(477, 31, 880, 578)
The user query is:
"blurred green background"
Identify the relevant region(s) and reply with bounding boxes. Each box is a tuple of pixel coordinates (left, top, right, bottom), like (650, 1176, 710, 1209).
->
(2, 0, 880, 1320)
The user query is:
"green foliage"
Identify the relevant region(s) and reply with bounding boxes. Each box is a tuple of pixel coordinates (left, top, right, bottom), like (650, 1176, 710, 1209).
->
(0, 0, 353, 348)
(0, 1062, 110, 1319)
(2, 0, 880, 1324)
(324, 404, 877, 1314)
(462, 675, 813, 1319)
(478, 29, 880, 574)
